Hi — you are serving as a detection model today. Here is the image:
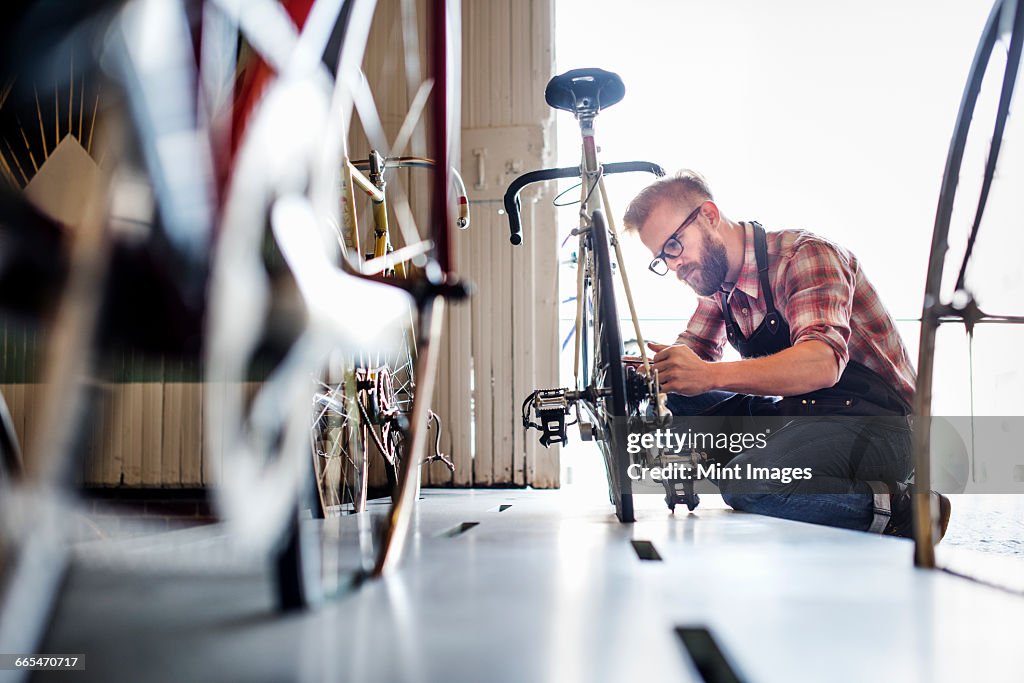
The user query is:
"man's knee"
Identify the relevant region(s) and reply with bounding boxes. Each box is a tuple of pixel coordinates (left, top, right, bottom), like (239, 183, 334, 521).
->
(721, 490, 780, 513)
(718, 458, 790, 512)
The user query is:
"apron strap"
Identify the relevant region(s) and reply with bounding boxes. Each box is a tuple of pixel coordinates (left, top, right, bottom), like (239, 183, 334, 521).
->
(719, 289, 741, 345)
(750, 221, 783, 335)
(719, 222, 785, 349)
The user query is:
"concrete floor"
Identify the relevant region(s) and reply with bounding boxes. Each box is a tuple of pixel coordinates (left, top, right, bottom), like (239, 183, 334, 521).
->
(35, 489, 1024, 683)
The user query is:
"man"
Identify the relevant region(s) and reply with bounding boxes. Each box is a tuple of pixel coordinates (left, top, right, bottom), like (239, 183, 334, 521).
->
(622, 169, 950, 539)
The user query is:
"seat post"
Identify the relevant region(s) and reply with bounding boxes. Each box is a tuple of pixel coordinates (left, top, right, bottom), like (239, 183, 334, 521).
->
(578, 113, 601, 213)
(579, 113, 598, 170)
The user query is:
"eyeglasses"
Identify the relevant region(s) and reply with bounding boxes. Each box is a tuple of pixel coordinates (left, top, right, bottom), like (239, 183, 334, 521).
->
(648, 204, 703, 276)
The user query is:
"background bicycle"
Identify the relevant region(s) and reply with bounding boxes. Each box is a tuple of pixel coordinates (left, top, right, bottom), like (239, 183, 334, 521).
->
(310, 152, 468, 519)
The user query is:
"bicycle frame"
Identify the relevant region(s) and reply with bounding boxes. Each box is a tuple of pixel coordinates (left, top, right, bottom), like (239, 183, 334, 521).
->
(341, 155, 469, 281)
(343, 153, 468, 275)
(505, 156, 664, 397)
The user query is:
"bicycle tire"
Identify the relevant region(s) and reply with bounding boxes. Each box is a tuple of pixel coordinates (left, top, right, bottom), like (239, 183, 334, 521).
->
(207, 0, 460, 603)
(205, 0, 394, 610)
(910, 0, 1020, 567)
(587, 210, 634, 523)
(275, 474, 323, 610)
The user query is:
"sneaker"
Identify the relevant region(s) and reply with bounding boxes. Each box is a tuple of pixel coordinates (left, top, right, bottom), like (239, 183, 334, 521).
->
(883, 485, 952, 543)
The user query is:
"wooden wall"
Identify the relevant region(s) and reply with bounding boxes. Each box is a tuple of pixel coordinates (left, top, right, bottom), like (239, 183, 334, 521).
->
(0, 324, 210, 486)
(425, 0, 559, 488)
(347, 0, 560, 489)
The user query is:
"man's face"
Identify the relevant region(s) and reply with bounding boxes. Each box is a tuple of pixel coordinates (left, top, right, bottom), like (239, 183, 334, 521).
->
(639, 200, 729, 296)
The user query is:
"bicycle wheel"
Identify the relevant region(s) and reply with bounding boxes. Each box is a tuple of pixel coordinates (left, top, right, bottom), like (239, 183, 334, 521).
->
(209, 0, 460, 604)
(911, 0, 1022, 567)
(310, 350, 365, 517)
(206, 0, 413, 609)
(586, 210, 633, 523)
(359, 323, 417, 495)
(309, 323, 415, 517)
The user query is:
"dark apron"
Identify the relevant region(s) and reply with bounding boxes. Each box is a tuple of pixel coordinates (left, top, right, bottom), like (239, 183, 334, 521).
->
(712, 222, 910, 418)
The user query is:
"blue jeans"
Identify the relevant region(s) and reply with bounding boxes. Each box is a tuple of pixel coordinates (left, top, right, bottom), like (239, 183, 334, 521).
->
(666, 392, 912, 531)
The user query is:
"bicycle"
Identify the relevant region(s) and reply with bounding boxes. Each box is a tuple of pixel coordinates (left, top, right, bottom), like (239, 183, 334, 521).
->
(503, 68, 697, 523)
(206, 0, 469, 607)
(310, 151, 468, 517)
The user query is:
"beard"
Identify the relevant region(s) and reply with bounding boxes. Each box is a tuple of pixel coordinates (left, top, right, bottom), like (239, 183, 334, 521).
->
(677, 227, 729, 297)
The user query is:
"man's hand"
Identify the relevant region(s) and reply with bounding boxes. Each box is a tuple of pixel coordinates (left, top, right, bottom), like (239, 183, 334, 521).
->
(647, 342, 716, 396)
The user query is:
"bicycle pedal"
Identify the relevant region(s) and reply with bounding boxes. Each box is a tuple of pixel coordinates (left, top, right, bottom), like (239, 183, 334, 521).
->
(664, 493, 700, 512)
(662, 475, 700, 512)
(529, 389, 570, 447)
(664, 490, 701, 512)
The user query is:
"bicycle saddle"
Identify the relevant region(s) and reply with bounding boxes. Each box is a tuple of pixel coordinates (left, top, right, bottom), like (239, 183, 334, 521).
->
(545, 68, 625, 115)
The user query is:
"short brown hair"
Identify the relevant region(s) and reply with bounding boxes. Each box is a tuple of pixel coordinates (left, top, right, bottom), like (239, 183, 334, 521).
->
(622, 169, 714, 233)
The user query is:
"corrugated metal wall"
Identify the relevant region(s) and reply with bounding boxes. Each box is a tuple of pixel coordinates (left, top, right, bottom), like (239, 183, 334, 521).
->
(1, 0, 559, 489)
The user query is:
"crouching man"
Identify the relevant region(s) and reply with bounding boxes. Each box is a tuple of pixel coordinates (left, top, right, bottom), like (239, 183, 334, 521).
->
(623, 170, 950, 539)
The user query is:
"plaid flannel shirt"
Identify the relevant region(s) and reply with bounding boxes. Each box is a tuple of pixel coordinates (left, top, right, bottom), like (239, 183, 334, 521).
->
(675, 222, 916, 404)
